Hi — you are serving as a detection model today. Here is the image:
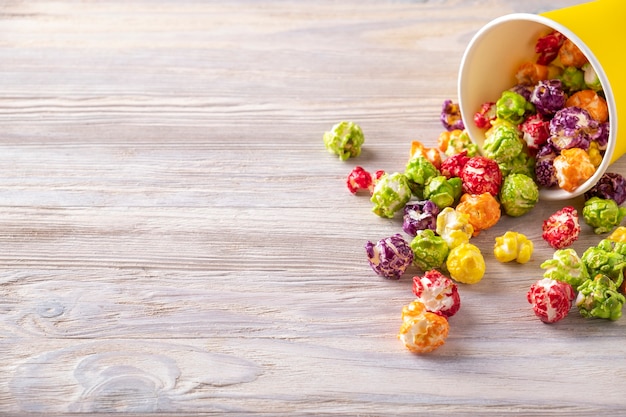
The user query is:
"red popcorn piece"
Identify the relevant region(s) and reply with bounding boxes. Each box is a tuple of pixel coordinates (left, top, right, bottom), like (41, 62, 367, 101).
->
(542, 206, 581, 249)
(460, 156, 502, 196)
(519, 113, 550, 155)
(473, 101, 496, 129)
(347, 166, 384, 195)
(527, 278, 575, 323)
(412, 270, 461, 318)
(346, 166, 373, 194)
(535, 30, 566, 65)
(440, 150, 469, 179)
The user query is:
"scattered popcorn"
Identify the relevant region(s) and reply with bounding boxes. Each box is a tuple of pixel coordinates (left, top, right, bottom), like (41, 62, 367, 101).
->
(499, 173, 539, 217)
(346, 166, 373, 194)
(460, 156, 502, 196)
(402, 200, 440, 236)
(540, 248, 589, 289)
(398, 301, 449, 354)
(608, 226, 626, 243)
(412, 270, 460, 318)
(436, 207, 474, 249)
(410, 229, 449, 272)
(438, 129, 478, 157)
(410, 140, 442, 169)
(370, 172, 412, 218)
(365, 234, 413, 280)
(527, 278, 575, 323)
(439, 150, 469, 179)
(582, 197, 626, 234)
(581, 239, 626, 286)
(494, 231, 533, 264)
(405, 155, 440, 192)
(455, 192, 501, 236)
(584, 172, 626, 205)
(446, 242, 485, 284)
(440, 99, 465, 132)
(423, 175, 462, 209)
(576, 274, 625, 321)
(323, 121, 364, 161)
(542, 206, 581, 249)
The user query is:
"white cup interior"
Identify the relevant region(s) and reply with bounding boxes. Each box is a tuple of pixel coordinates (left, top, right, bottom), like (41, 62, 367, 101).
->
(458, 13, 616, 201)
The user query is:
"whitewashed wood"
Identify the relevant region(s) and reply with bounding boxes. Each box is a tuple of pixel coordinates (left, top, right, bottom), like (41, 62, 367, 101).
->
(1, 0, 623, 415)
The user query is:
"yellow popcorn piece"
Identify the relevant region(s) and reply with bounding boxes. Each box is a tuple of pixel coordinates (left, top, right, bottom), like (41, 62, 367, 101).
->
(494, 231, 534, 264)
(608, 226, 626, 243)
(436, 207, 474, 250)
(587, 141, 603, 168)
(446, 243, 485, 284)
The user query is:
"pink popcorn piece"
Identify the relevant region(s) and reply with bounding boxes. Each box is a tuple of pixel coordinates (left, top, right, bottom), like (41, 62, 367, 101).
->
(527, 278, 575, 323)
(473, 101, 496, 129)
(346, 166, 373, 194)
(440, 150, 469, 179)
(460, 156, 502, 196)
(520, 113, 550, 155)
(412, 270, 460, 318)
(535, 30, 566, 65)
(542, 206, 581, 249)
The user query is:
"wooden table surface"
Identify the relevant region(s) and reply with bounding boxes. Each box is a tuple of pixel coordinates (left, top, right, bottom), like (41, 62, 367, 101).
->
(2, 0, 624, 415)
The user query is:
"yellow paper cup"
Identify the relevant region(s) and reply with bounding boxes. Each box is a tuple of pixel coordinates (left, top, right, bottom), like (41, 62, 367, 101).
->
(458, 0, 624, 200)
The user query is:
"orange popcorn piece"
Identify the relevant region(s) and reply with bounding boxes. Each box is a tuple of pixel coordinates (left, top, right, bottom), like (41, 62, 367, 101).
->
(515, 61, 549, 85)
(566, 89, 608, 123)
(553, 148, 596, 192)
(398, 300, 449, 354)
(410, 140, 442, 169)
(558, 38, 588, 68)
(455, 192, 501, 237)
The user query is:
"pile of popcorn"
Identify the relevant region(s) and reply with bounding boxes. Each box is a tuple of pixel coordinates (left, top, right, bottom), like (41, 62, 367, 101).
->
(323, 29, 626, 354)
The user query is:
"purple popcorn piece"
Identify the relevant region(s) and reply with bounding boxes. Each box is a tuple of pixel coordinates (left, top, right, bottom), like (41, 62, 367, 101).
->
(402, 200, 440, 236)
(365, 234, 413, 280)
(549, 106, 596, 151)
(584, 172, 626, 205)
(509, 83, 534, 102)
(535, 142, 558, 188)
(440, 99, 465, 132)
(530, 79, 567, 116)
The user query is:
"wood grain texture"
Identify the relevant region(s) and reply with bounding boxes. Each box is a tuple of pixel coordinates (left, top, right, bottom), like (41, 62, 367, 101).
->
(1, 0, 623, 415)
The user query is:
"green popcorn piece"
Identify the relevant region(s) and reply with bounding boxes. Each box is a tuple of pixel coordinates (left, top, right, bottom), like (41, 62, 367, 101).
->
(483, 123, 525, 163)
(423, 176, 462, 209)
(540, 248, 589, 289)
(576, 274, 626, 321)
(370, 172, 412, 219)
(582, 62, 603, 92)
(445, 130, 479, 157)
(495, 91, 534, 125)
(581, 239, 626, 287)
(558, 66, 586, 93)
(409, 229, 449, 271)
(498, 152, 536, 179)
(582, 197, 626, 234)
(405, 156, 440, 188)
(499, 173, 539, 217)
(323, 121, 364, 161)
